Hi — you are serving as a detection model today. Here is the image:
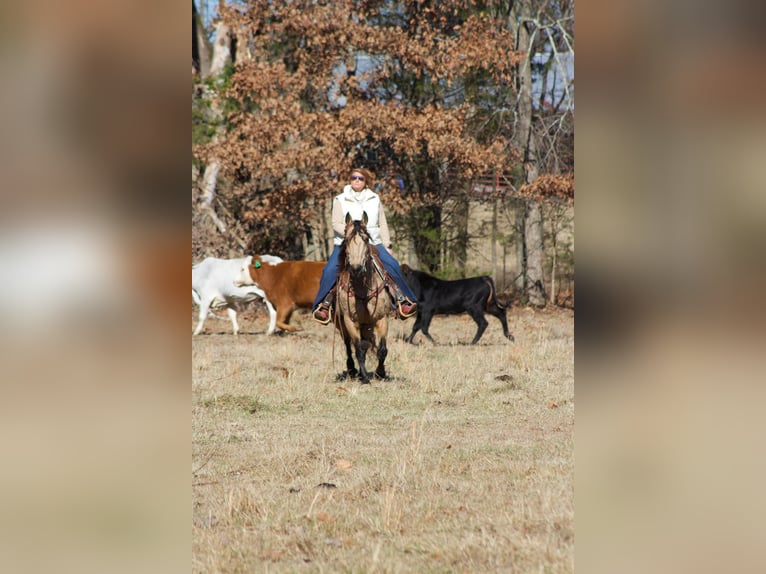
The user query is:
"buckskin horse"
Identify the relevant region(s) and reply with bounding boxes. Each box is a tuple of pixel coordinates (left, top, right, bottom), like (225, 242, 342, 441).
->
(335, 212, 393, 384)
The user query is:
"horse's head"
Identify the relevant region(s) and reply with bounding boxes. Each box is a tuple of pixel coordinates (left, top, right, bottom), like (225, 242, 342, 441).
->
(343, 212, 371, 276)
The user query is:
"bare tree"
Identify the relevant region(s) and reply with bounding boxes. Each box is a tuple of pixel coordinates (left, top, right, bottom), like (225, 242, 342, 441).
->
(192, 1, 211, 76)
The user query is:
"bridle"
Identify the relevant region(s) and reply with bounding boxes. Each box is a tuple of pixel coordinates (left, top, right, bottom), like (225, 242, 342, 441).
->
(339, 221, 387, 302)
(343, 220, 371, 275)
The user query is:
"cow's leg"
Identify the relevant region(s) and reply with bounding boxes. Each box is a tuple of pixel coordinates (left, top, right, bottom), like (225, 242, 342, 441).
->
(356, 340, 371, 384)
(487, 305, 514, 341)
(226, 305, 240, 335)
(419, 311, 437, 344)
(264, 300, 277, 335)
(275, 306, 301, 333)
(406, 314, 422, 343)
(193, 298, 212, 335)
(467, 308, 489, 344)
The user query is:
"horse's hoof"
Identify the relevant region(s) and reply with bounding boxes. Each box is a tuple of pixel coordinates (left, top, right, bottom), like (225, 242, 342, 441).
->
(336, 370, 358, 381)
(360, 379, 371, 385)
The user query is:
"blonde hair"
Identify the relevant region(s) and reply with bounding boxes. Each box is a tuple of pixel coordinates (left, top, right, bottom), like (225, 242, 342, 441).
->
(350, 167, 375, 188)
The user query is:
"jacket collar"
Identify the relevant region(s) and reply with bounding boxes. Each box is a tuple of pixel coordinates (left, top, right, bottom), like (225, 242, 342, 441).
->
(341, 184, 375, 202)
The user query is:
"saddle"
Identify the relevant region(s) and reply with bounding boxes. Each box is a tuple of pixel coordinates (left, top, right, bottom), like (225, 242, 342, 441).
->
(332, 244, 416, 319)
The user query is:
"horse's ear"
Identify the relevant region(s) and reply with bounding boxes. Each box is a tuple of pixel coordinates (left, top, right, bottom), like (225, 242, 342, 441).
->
(345, 213, 352, 225)
(362, 211, 368, 225)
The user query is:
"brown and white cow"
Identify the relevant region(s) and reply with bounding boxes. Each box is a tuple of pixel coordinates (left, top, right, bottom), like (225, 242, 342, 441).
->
(234, 255, 325, 333)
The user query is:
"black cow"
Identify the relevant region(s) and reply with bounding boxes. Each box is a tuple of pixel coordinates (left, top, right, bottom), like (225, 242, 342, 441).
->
(401, 264, 514, 345)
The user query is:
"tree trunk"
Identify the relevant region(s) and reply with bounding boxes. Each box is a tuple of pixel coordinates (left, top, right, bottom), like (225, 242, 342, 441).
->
(200, 160, 221, 209)
(549, 206, 558, 305)
(525, 200, 546, 306)
(192, 1, 211, 77)
(306, 197, 329, 261)
(209, 18, 232, 77)
(491, 198, 498, 282)
(514, 200, 526, 295)
(512, 0, 546, 307)
(452, 191, 470, 277)
(411, 205, 441, 273)
(198, 15, 232, 233)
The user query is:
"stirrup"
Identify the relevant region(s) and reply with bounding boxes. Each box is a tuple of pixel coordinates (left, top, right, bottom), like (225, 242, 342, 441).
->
(396, 298, 417, 319)
(313, 304, 332, 325)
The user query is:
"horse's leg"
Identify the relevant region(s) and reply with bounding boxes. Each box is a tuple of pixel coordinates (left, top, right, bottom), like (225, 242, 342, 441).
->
(339, 316, 361, 379)
(344, 335, 357, 377)
(355, 339, 371, 384)
(335, 319, 357, 378)
(374, 318, 389, 379)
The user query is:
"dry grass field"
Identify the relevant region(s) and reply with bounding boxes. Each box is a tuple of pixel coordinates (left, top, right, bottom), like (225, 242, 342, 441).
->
(192, 304, 573, 573)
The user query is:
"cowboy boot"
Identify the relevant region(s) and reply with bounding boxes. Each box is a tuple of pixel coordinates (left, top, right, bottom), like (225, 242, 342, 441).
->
(312, 287, 336, 324)
(390, 284, 417, 319)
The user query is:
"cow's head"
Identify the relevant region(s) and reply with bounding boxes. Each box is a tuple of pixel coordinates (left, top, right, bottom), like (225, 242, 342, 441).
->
(233, 255, 259, 287)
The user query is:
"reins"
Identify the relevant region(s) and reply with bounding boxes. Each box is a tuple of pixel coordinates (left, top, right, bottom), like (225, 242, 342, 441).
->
(339, 224, 389, 315)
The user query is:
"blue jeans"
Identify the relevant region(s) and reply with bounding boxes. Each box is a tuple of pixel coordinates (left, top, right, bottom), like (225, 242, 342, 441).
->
(313, 244, 418, 309)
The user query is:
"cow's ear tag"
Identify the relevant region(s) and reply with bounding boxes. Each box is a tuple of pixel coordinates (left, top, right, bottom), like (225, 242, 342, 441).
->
(254, 261, 261, 268)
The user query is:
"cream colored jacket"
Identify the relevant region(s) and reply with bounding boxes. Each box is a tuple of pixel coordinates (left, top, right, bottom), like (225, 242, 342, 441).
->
(331, 185, 392, 247)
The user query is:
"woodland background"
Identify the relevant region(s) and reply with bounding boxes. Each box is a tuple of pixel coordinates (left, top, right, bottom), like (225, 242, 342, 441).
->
(192, 0, 574, 307)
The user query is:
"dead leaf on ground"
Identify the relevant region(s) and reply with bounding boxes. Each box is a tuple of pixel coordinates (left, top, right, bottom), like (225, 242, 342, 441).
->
(316, 512, 334, 523)
(336, 385, 348, 393)
(335, 458, 353, 471)
(548, 401, 558, 409)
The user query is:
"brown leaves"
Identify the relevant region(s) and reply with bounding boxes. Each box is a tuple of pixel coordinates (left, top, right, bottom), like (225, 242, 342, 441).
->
(519, 173, 575, 203)
(193, 1, 568, 251)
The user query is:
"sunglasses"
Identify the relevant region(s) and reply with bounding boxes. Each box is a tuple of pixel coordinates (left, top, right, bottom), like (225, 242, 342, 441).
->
(350, 175, 365, 181)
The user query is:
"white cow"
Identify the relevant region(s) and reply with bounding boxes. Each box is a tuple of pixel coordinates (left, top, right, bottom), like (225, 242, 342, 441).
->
(192, 255, 283, 335)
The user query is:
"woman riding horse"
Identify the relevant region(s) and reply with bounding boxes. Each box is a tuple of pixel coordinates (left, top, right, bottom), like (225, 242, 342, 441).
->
(335, 212, 392, 383)
(312, 167, 417, 324)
